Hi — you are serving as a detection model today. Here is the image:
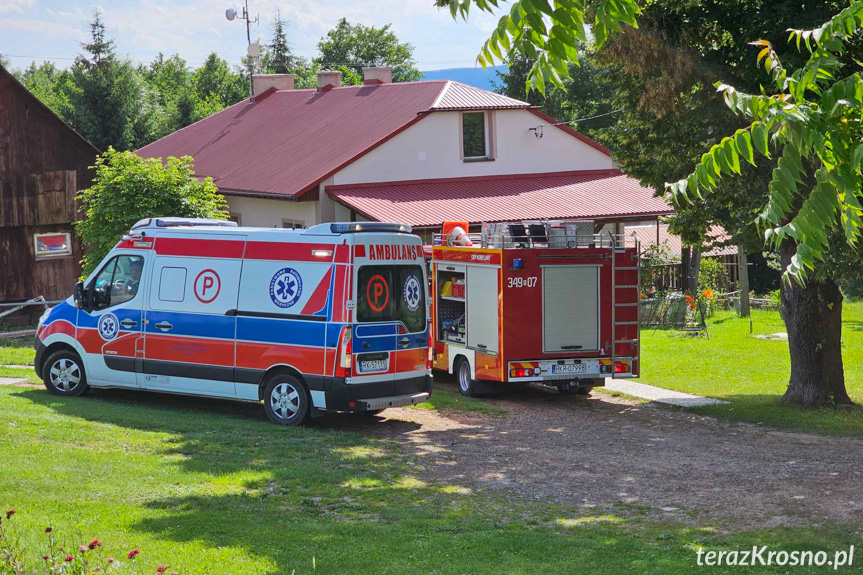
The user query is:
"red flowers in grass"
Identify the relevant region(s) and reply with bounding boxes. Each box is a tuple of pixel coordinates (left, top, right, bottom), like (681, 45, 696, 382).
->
(64, 555, 74, 562)
(79, 545, 89, 553)
(156, 566, 170, 574)
(107, 558, 116, 564)
(44, 526, 52, 533)
(5, 509, 15, 519)
(89, 539, 102, 550)
(127, 549, 141, 560)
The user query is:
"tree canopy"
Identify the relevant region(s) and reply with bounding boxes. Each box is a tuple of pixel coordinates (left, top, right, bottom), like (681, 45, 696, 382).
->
(316, 18, 423, 84)
(76, 149, 228, 276)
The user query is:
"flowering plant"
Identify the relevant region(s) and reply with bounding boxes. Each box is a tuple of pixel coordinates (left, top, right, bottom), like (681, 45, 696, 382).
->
(0, 509, 179, 575)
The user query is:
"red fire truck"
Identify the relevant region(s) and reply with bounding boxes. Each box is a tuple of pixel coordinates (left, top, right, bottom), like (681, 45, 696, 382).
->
(430, 221, 640, 396)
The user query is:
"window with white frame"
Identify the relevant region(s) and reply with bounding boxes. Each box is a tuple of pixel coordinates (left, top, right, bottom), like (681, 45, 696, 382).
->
(462, 112, 488, 160)
(281, 219, 305, 229)
(34, 232, 72, 259)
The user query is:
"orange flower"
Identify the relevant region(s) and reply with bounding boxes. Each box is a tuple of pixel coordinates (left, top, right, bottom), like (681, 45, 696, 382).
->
(685, 295, 694, 304)
(702, 289, 714, 300)
(688, 303, 696, 309)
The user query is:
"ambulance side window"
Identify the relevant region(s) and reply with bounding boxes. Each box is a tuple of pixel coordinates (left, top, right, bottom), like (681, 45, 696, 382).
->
(158, 267, 187, 302)
(92, 255, 145, 310)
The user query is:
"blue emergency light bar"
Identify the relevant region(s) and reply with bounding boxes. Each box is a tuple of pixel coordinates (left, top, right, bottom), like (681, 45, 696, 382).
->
(329, 222, 412, 234)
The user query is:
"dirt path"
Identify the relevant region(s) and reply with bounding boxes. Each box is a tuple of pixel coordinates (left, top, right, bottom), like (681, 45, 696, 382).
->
(355, 384, 863, 528)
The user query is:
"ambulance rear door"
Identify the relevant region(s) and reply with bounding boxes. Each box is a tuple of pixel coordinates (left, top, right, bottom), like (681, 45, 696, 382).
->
(352, 236, 428, 386)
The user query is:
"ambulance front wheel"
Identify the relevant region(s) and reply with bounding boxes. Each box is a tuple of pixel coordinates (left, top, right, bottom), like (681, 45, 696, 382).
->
(263, 373, 311, 426)
(42, 349, 89, 397)
(456, 357, 479, 397)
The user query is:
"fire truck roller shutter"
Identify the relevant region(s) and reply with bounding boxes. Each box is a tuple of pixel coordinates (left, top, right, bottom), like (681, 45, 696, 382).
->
(466, 266, 499, 353)
(543, 265, 600, 353)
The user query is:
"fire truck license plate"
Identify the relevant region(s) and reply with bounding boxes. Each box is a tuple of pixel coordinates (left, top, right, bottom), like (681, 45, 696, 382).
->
(359, 360, 388, 373)
(552, 364, 587, 374)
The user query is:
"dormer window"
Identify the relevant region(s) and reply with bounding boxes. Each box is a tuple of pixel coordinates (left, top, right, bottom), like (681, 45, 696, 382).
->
(461, 111, 495, 161)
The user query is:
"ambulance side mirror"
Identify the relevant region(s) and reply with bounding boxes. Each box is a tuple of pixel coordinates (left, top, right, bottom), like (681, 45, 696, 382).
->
(74, 282, 93, 313)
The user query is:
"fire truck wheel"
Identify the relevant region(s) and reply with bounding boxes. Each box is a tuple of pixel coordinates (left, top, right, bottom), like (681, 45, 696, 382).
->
(42, 350, 89, 397)
(456, 357, 479, 397)
(263, 374, 311, 426)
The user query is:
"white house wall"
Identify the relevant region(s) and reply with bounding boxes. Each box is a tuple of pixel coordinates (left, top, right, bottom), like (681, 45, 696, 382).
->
(332, 109, 614, 186)
(226, 195, 318, 228)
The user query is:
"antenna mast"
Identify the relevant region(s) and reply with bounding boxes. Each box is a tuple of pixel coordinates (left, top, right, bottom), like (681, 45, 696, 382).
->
(226, 0, 259, 98)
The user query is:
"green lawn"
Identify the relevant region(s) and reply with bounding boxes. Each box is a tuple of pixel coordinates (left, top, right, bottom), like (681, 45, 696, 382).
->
(637, 302, 863, 436)
(0, 336, 35, 366)
(0, 385, 860, 574)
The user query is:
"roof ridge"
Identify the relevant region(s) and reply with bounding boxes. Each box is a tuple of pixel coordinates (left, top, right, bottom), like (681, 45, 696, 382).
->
(430, 80, 452, 109)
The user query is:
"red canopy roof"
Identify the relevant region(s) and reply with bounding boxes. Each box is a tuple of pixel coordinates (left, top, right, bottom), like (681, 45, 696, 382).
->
(136, 80, 538, 199)
(327, 170, 671, 227)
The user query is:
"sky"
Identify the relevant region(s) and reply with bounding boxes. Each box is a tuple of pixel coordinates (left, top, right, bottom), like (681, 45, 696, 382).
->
(0, 0, 502, 71)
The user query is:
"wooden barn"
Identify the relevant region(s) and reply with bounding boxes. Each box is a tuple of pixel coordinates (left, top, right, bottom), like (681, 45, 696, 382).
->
(0, 64, 98, 305)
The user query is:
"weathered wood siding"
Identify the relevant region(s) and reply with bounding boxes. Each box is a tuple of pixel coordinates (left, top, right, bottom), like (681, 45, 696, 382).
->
(0, 64, 98, 303)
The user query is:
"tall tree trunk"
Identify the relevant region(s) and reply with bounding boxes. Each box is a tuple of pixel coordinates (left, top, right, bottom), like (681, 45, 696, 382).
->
(688, 247, 701, 297)
(779, 238, 853, 407)
(737, 248, 750, 318)
(681, 246, 691, 293)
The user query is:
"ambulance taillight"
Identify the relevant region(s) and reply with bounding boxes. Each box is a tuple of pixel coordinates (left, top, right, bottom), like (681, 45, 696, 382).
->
(335, 327, 352, 378)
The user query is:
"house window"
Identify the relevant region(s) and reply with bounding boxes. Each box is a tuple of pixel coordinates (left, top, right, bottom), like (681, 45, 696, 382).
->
(462, 112, 488, 160)
(228, 213, 242, 226)
(34, 232, 72, 259)
(281, 219, 305, 229)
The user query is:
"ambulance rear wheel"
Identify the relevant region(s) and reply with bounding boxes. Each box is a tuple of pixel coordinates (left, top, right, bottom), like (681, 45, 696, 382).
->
(263, 374, 311, 426)
(577, 386, 594, 396)
(456, 357, 479, 397)
(42, 350, 89, 397)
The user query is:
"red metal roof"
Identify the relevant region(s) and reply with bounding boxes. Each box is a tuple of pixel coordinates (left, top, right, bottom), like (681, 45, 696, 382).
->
(327, 170, 672, 227)
(429, 81, 530, 111)
(137, 81, 448, 198)
(136, 80, 606, 200)
(627, 223, 737, 257)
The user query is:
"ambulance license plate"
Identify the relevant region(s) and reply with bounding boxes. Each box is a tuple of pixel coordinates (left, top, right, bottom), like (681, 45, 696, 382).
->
(552, 363, 586, 374)
(359, 360, 388, 373)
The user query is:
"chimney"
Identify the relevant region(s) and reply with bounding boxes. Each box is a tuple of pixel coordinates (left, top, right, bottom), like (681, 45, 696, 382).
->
(363, 66, 393, 85)
(316, 70, 341, 91)
(252, 74, 294, 95)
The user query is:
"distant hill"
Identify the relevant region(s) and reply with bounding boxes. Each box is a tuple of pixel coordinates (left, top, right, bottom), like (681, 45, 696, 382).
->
(420, 66, 507, 91)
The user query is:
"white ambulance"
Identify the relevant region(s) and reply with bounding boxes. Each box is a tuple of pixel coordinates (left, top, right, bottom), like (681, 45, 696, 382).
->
(34, 218, 432, 425)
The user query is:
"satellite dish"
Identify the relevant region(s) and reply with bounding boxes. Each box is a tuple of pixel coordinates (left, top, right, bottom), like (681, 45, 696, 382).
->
(247, 42, 261, 58)
(225, 7, 237, 21)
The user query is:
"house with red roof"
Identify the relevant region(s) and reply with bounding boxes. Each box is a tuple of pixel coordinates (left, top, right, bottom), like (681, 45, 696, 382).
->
(137, 68, 672, 233)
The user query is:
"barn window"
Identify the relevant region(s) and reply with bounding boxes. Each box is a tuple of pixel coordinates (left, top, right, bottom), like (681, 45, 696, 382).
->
(34, 232, 72, 259)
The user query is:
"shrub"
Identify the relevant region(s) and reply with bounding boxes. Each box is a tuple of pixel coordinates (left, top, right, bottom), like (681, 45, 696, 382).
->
(76, 148, 228, 276)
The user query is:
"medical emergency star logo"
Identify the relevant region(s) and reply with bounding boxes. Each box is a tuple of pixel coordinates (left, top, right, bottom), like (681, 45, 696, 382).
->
(403, 274, 422, 312)
(97, 313, 119, 341)
(270, 267, 303, 308)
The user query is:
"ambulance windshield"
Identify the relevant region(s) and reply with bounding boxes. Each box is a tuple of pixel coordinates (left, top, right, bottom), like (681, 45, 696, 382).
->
(357, 265, 426, 333)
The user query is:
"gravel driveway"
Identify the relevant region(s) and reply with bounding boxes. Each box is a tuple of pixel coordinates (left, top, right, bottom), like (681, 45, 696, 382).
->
(347, 383, 863, 528)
